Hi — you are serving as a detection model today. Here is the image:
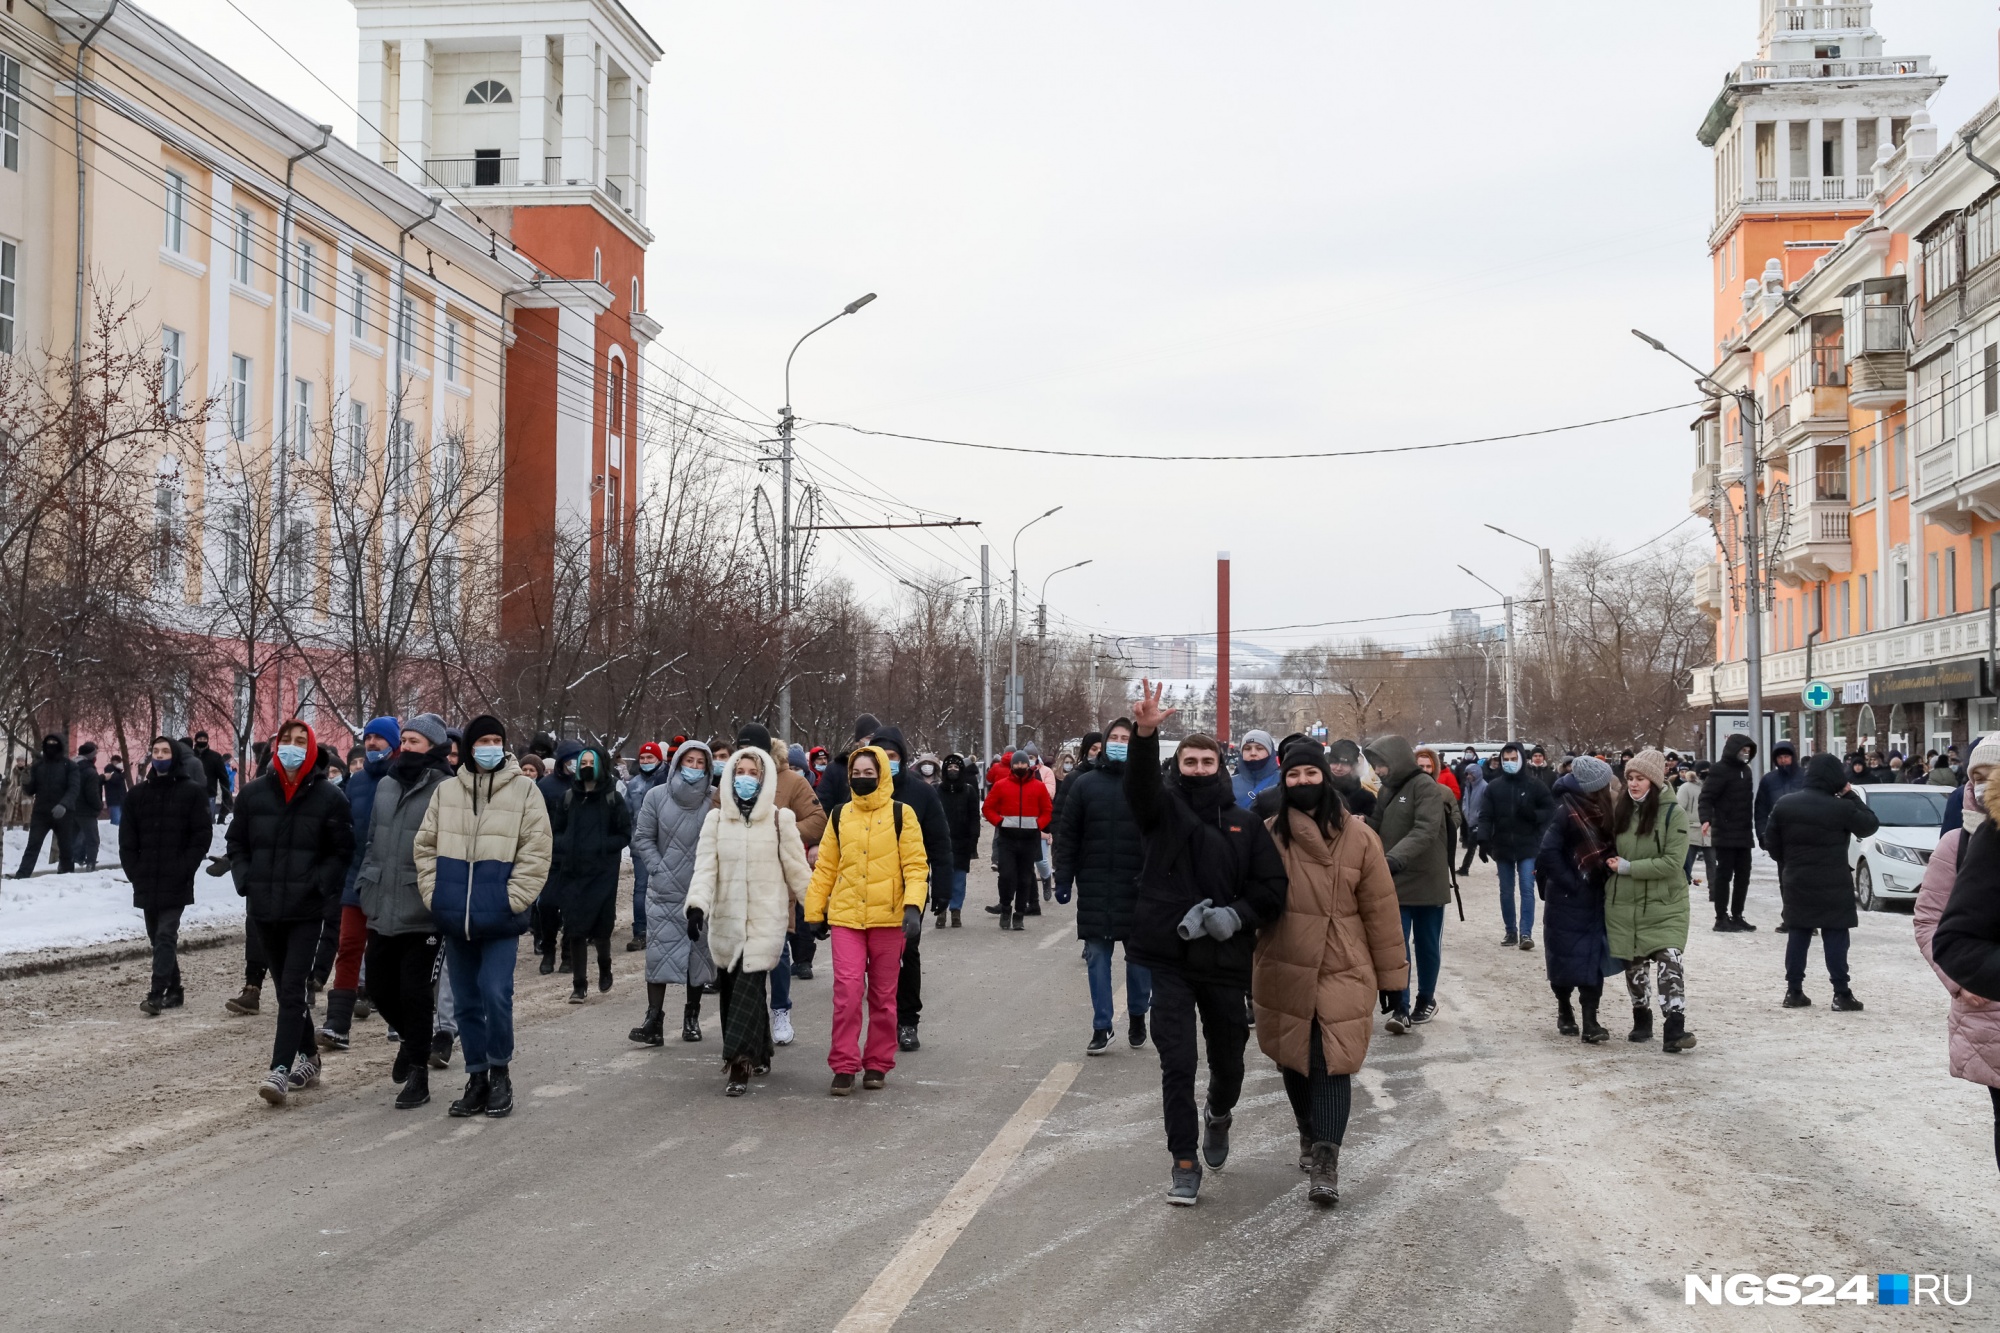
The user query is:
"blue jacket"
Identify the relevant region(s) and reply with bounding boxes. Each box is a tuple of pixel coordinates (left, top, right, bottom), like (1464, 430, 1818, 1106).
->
(1231, 757, 1280, 808)
(1752, 747, 1807, 848)
(1534, 775, 1623, 987)
(341, 753, 391, 905)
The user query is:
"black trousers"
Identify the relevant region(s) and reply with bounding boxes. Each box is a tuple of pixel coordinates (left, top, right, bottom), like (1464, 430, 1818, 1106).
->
(365, 930, 442, 1072)
(143, 906, 185, 995)
(1710, 845, 1752, 918)
(898, 934, 922, 1027)
(1279, 1025, 1353, 1146)
(566, 925, 610, 988)
(253, 918, 321, 1071)
(244, 913, 270, 987)
(14, 811, 75, 875)
(790, 901, 817, 970)
(309, 892, 344, 987)
(1149, 966, 1249, 1160)
(994, 831, 1040, 916)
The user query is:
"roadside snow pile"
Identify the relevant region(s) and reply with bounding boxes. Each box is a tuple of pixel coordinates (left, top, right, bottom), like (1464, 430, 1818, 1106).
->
(0, 825, 239, 956)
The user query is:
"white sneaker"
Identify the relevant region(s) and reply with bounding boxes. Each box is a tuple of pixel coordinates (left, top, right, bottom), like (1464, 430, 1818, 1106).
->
(258, 1066, 289, 1105)
(771, 1008, 795, 1046)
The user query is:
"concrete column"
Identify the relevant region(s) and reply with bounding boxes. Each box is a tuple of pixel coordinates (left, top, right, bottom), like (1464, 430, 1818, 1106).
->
(1874, 414, 1889, 630)
(519, 35, 547, 184)
(632, 83, 648, 224)
(561, 32, 594, 185)
(1740, 118, 1757, 202)
(1877, 116, 1893, 159)
(395, 37, 431, 186)
(356, 39, 385, 163)
(1777, 119, 1793, 199)
(1808, 117, 1825, 198)
(593, 50, 609, 191)
(1841, 117, 1858, 199)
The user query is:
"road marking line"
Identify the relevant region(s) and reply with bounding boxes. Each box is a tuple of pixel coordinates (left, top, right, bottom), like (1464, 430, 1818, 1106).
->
(833, 1061, 1082, 1332)
(1036, 926, 1074, 951)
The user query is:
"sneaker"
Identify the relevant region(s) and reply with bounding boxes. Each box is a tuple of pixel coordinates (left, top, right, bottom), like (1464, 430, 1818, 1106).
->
(598, 958, 613, 994)
(429, 1031, 454, 1070)
(771, 1008, 795, 1046)
(1166, 1159, 1202, 1206)
(897, 1024, 920, 1052)
(258, 1066, 289, 1106)
(830, 1073, 856, 1097)
(1385, 1007, 1411, 1035)
(1783, 988, 1812, 1009)
(1498, 930, 1518, 947)
(1410, 996, 1438, 1026)
(224, 986, 261, 1016)
(569, 986, 587, 1004)
(1129, 1012, 1148, 1048)
(1200, 1106, 1232, 1170)
(318, 1025, 351, 1052)
(1518, 935, 1534, 952)
(139, 994, 163, 1017)
(1731, 916, 1758, 932)
(1087, 1029, 1112, 1056)
(1831, 989, 1865, 1012)
(386, 1026, 401, 1044)
(287, 1055, 320, 1091)
(792, 963, 814, 980)
(862, 1069, 887, 1090)
(1712, 917, 1736, 933)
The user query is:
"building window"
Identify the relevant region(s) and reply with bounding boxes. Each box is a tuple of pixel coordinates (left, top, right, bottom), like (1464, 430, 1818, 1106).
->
(389, 417, 413, 496)
(230, 354, 250, 442)
(1860, 572, 1871, 631)
(444, 318, 461, 383)
(295, 675, 316, 724)
(608, 356, 624, 434)
(1986, 345, 1998, 417)
(1928, 553, 1940, 619)
(396, 295, 416, 363)
(161, 327, 184, 419)
(1895, 558, 1911, 624)
(224, 504, 247, 594)
(153, 471, 177, 588)
(630, 276, 639, 310)
(1893, 425, 1907, 490)
(465, 79, 513, 105)
(293, 378, 312, 459)
(1948, 548, 1959, 614)
(294, 241, 315, 313)
(0, 238, 13, 355)
(163, 170, 188, 253)
(233, 207, 252, 285)
(351, 268, 370, 339)
(435, 432, 462, 505)
(593, 247, 601, 283)
(346, 399, 367, 478)
(1923, 216, 1963, 303)
(1, 54, 20, 172)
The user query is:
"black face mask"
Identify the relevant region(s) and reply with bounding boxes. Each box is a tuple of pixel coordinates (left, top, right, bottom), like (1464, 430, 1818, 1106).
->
(1284, 782, 1321, 810)
(851, 775, 879, 797)
(1178, 770, 1226, 814)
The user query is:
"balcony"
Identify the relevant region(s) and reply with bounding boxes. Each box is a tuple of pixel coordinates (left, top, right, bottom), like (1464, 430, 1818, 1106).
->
(1844, 278, 1907, 409)
(1736, 55, 1932, 83)
(1693, 561, 1724, 616)
(1913, 437, 2000, 533)
(1774, 482, 1853, 583)
(414, 155, 598, 191)
(1770, 352, 1850, 456)
(1720, 440, 1745, 483)
(1691, 461, 1720, 515)
(1761, 3, 1873, 42)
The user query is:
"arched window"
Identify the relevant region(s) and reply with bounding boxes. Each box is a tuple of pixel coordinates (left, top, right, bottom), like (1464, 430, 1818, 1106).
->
(592, 247, 602, 283)
(465, 80, 513, 105)
(607, 354, 625, 435)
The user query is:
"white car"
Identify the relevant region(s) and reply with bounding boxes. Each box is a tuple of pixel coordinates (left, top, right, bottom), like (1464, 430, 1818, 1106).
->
(1847, 785, 1951, 911)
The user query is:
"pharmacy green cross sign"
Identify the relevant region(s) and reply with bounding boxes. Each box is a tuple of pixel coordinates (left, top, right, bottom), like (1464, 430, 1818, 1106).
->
(1802, 679, 1834, 712)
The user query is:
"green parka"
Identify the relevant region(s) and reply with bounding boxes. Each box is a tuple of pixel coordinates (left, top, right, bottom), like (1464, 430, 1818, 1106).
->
(1605, 797, 1691, 959)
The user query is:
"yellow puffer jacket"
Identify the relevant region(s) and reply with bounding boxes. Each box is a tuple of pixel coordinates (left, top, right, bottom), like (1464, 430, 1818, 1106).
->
(805, 746, 929, 929)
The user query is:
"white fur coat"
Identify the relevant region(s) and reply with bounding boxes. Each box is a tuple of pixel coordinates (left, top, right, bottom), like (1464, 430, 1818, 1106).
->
(685, 746, 812, 973)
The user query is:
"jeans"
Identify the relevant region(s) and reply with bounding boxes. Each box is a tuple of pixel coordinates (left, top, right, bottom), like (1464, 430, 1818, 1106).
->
(1084, 937, 1153, 1032)
(142, 905, 184, 996)
(70, 815, 101, 867)
(1496, 858, 1536, 937)
(331, 904, 367, 991)
(108, 805, 122, 826)
(770, 937, 792, 1012)
(949, 868, 967, 910)
(1710, 845, 1752, 918)
(1149, 966, 1248, 1160)
(1785, 926, 1851, 989)
(631, 855, 649, 939)
(253, 917, 321, 1072)
(1399, 904, 1444, 1011)
(365, 930, 441, 1075)
(442, 934, 519, 1073)
(829, 925, 903, 1075)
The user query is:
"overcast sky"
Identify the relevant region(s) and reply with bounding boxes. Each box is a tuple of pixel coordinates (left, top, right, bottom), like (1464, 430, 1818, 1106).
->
(148, 0, 2000, 655)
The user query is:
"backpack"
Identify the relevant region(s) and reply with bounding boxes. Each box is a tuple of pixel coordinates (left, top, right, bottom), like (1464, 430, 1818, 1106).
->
(829, 799, 904, 842)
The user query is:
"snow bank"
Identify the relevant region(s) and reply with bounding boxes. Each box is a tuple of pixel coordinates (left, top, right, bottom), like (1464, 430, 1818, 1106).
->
(0, 824, 241, 956)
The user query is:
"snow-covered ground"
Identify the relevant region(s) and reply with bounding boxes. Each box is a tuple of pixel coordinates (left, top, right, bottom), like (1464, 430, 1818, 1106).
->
(0, 823, 239, 956)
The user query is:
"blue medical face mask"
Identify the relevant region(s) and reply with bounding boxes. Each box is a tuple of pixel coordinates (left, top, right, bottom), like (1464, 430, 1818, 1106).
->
(473, 745, 505, 771)
(276, 744, 308, 773)
(888, 759, 901, 777)
(638, 758, 658, 772)
(679, 765, 706, 785)
(151, 757, 175, 776)
(1502, 759, 1522, 774)
(733, 774, 761, 802)
(1105, 741, 1129, 763)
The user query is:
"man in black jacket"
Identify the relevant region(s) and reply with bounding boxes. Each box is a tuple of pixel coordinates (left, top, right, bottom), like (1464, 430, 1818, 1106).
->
(1764, 753, 1878, 1009)
(936, 754, 981, 928)
(11, 734, 79, 878)
(70, 741, 104, 871)
(1752, 741, 1806, 850)
(1125, 681, 1289, 1206)
(192, 731, 232, 822)
(869, 725, 953, 1052)
(1477, 741, 1555, 949)
(121, 738, 213, 1013)
(226, 719, 355, 1105)
(1698, 732, 1760, 932)
(1054, 717, 1151, 1055)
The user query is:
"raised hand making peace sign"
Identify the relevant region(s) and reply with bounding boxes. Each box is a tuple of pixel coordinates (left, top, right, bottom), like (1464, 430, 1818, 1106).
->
(1131, 678, 1176, 737)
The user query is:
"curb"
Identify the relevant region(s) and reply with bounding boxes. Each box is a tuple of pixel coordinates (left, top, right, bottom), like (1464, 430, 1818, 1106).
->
(0, 925, 243, 982)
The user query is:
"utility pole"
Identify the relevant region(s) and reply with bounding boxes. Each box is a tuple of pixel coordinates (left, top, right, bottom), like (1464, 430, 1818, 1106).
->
(1502, 594, 1517, 741)
(1087, 634, 1097, 725)
(1009, 563, 1021, 747)
(1217, 551, 1232, 745)
(981, 544, 992, 765)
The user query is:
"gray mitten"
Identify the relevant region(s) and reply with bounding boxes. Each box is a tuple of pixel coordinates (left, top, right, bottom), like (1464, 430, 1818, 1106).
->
(1203, 905, 1242, 941)
(1177, 898, 1215, 941)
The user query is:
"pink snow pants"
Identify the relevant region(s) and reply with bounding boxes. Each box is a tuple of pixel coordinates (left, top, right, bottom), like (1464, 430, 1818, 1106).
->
(829, 925, 904, 1075)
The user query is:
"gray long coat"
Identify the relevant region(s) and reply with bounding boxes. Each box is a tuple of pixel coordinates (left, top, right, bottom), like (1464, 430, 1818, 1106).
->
(633, 741, 717, 987)
(355, 760, 451, 937)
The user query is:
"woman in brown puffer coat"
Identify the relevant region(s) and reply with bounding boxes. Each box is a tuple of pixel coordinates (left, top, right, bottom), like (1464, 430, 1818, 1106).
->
(1254, 739, 1408, 1208)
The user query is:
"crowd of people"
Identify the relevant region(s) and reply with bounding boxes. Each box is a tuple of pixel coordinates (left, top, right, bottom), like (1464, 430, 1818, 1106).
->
(10, 700, 2000, 1200)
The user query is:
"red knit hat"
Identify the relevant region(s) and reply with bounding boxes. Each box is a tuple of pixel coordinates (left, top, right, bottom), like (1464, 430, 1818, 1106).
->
(638, 741, 666, 766)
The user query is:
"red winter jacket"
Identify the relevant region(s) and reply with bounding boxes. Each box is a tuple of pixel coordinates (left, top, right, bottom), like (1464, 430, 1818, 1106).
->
(983, 771, 1053, 832)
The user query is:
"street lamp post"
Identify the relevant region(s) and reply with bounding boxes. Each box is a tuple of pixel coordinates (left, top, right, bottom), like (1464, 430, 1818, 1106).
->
(1634, 329, 1764, 775)
(1032, 559, 1092, 743)
(1461, 566, 1516, 740)
(1008, 507, 1062, 746)
(776, 292, 877, 747)
(1485, 523, 1556, 721)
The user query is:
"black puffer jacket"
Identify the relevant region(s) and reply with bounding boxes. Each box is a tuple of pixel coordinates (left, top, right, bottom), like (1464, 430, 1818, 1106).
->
(225, 742, 355, 923)
(937, 756, 981, 871)
(1054, 757, 1145, 941)
(22, 736, 79, 818)
(118, 741, 212, 910)
(1937, 816, 2000, 1002)
(548, 746, 632, 927)
(1477, 755, 1555, 862)
(870, 726, 955, 907)
(1764, 753, 1878, 931)
(1698, 733, 1758, 849)
(1123, 729, 1289, 986)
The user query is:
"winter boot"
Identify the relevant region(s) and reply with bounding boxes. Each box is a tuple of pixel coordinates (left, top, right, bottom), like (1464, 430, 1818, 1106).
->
(393, 1044, 415, 1084)
(1307, 1142, 1340, 1208)
(538, 945, 556, 975)
(950, 909, 962, 927)
(1580, 993, 1609, 1044)
(625, 934, 646, 952)
(1556, 993, 1578, 1036)
(225, 985, 261, 1016)
(162, 983, 184, 1009)
(395, 1064, 431, 1110)
(318, 988, 357, 1050)
(597, 945, 613, 994)
(1730, 916, 1758, 932)
(1662, 1011, 1697, 1053)
(725, 1058, 752, 1097)
(1201, 1105, 1232, 1170)
(681, 997, 704, 1042)
(630, 1005, 666, 1046)
(448, 1071, 490, 1118)
(1831, 989, 1865, 1012)
(1713, 914, 1735, 932)
(935, 907, 947, 929)
(830, 1073, 856, 1096)
(1783, 987, 1813, 1008)
(1295, 1118, 1313, 1172)
(999, 909, 1011, 931)
(484, 1064, 515, 1118)
(898, 1024, 920, 1052)
(352, 995, 373, 1021)
(1167, 1158, 1202, 1206)
(1011, 913, 1025, 931)
(862, 1069, 887, 1090)
(1627, 1006, 1653, 1043)
(429, 1031, 454, 1070)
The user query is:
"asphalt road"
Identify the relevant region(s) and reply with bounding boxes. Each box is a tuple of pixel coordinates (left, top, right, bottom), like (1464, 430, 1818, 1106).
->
(2, 858, 1996, 1332)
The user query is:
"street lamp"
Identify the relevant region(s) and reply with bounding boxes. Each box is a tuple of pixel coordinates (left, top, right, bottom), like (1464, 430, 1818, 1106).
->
(1027, 559, 1093, 743)
(776, 292, 878, 746)
(1460, 565, 1516, 741)
(1008, 506, 1063, 746)
(1485, 522, 1557, 717)
(1634, 327, 1764, 775)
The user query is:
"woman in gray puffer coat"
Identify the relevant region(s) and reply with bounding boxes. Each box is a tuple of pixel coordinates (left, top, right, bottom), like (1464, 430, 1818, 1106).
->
(628, 740, 718, 1045)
